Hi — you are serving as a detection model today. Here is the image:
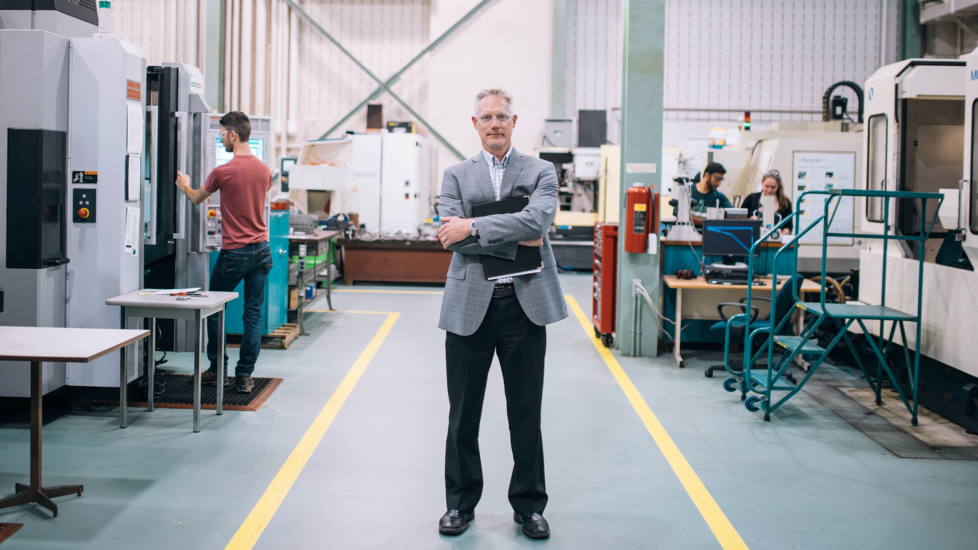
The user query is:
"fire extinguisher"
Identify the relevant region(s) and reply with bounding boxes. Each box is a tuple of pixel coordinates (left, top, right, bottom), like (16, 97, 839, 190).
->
(625, 183, 654, 253)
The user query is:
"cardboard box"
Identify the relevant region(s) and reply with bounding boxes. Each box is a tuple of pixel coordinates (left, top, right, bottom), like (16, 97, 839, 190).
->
(289, 287, 299, 310)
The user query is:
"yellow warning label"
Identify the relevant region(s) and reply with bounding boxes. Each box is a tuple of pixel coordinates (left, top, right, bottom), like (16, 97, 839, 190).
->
(634, 204, 647, 212)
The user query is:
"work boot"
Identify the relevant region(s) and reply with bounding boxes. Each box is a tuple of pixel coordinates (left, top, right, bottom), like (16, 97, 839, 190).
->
(235, 375, 254, 394)
(201, 366, 230, 387)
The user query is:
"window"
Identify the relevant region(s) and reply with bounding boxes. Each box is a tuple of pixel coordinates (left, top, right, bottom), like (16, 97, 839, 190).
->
(866, 114, 887, 223)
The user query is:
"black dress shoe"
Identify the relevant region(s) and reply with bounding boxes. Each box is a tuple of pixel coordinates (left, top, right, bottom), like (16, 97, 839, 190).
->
(514, 512, 550, 539)
(438, 510, 474, 536)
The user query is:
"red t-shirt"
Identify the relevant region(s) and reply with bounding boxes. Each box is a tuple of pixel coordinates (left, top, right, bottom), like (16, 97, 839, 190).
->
(204, 154, 272, 250)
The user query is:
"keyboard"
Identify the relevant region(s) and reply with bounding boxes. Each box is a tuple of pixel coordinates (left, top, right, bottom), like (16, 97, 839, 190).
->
(705, 273, 764, 286)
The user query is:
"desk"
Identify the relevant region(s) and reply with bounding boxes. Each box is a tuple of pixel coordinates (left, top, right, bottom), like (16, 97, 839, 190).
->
(288, 230, 340, 335)
(106, 291, 237, 432)
(662, 276, 820, 368)
(0, 327, 148, 517)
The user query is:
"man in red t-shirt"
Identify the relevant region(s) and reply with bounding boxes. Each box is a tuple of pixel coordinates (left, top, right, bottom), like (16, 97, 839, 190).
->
(175, 111, 272, 393)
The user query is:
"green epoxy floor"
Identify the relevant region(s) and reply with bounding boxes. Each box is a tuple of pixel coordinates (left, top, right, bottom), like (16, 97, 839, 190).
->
(1, 273, 977, 549)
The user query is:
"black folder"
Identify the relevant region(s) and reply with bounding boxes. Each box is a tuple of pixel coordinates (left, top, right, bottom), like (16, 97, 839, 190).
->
(472, 196, 543, 281)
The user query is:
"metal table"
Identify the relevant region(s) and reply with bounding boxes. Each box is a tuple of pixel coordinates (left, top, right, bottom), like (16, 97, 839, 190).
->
(288, 229, 340, 335)
(0, 326, 148, 517)
(106, 290, 237, 432)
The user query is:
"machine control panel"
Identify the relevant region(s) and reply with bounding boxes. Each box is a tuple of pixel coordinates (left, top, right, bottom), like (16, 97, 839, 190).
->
(204, 200, 222, 248)
(72, 189, 96, 223)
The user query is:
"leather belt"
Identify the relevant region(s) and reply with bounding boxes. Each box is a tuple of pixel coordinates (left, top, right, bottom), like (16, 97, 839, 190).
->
(491, 283, 515, 299)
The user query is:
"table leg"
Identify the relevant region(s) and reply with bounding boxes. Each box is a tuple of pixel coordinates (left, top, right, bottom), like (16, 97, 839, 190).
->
(296, 262, 309, 336)
(216, 309, 225, 416)
(326, 238, 334, 311)
(674, 289, 684, 368)
(148, 318, 156, 412)
(0, 362, 83, 518)
(120, 314, 129, 429)
(193, 310, 202, 433)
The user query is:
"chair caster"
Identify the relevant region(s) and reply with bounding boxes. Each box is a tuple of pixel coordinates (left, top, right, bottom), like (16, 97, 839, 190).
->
(723, 378, 738, 393)
(705, 368, 713, 378)
(745, 396, 761, 412)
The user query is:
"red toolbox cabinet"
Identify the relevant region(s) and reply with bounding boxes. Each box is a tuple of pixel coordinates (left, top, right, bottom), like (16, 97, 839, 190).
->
(592, 223, 618, 347)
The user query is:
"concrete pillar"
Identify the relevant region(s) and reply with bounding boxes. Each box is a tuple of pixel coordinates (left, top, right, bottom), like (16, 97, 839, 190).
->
(616, 0, 664, 357)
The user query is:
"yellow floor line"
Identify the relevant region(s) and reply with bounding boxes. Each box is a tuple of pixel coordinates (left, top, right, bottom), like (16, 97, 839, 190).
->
(305, 309, 398, 315)
(225, 311, 400, 550)
(334, 289, 443, 295)
(565, 295, 749, 550)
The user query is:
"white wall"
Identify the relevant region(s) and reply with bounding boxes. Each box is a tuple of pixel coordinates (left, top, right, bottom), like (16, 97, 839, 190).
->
(428, 0, 554, 177)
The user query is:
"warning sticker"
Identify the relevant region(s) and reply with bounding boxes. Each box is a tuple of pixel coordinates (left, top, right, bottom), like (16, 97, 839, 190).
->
(72, 171, 98, 184)
(127, 80, 141, 101)
(633, 203, 647, 211)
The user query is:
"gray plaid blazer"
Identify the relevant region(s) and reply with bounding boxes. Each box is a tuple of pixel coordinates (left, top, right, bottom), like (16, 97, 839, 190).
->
(438, 148, 568, 336)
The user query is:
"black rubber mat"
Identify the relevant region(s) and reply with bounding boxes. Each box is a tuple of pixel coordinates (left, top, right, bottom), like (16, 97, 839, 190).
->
(0, 524, 23, 545)
(88, 374, 282, 411)
(803, 379, 978, 460)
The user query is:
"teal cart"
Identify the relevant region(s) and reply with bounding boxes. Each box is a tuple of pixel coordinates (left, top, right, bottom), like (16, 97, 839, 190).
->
(209, 211, 290, 336)
(721, 189, 943, 424)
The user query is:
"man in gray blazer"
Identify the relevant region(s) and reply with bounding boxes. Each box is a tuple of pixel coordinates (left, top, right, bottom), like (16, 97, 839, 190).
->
(436, 89, 568, 540)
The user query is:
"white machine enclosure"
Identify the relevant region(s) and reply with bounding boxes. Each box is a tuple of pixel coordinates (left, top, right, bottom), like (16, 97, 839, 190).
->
(65, 36, 147, 388)
(290, 135, 382, 231)
(0, 29, 71, 397)
(380, 132, 437, 236)
(858, 59, 978, 379)
(705, 124, 865, 272)
(194, 113, 274, 252)
(289, 133, 437, 236)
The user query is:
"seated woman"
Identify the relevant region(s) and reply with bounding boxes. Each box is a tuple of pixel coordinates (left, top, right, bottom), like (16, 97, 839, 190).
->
(741, 169, 793, 235)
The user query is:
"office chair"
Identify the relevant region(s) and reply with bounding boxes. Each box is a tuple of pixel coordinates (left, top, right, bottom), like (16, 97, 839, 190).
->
(706, 274, 804, 381)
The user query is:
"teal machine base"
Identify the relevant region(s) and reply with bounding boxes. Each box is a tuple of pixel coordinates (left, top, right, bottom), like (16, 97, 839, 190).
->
(208, 211, 290, 336)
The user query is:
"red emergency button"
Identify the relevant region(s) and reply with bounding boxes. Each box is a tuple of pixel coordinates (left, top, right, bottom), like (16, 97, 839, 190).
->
(78, 208, 90, 219)
(208, 209, 217, 218)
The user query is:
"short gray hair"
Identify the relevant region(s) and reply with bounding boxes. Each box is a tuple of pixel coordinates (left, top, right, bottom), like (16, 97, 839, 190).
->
(474, 88, 514, 115)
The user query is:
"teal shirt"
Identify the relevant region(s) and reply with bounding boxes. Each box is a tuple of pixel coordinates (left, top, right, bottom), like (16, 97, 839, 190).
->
(690, 186, 732, 214)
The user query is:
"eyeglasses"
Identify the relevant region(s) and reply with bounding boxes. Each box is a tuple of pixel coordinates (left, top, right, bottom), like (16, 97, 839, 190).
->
(477, 114, 512, 124)
(220, 130, 232, 137)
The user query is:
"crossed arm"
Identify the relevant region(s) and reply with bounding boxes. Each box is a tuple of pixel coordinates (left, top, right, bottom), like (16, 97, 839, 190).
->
(437, 164, 558, 258)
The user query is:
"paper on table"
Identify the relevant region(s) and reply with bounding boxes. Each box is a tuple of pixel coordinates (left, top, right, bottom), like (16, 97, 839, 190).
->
(127, 101, 142, 154)
(124, 206, 140, 255)
(151, 288, 201, 295)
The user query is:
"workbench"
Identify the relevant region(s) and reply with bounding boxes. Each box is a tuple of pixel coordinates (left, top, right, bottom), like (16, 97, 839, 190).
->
(338, 238, 452, 284)
(288, 229, 340, 335)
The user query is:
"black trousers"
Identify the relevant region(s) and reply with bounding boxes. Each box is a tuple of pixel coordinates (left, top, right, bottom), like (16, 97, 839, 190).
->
(444, 294, 548, 515)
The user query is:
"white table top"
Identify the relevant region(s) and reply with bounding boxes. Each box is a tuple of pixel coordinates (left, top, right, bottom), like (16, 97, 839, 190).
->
(106, 290, 238, 309)
(0, 327, 149, 363)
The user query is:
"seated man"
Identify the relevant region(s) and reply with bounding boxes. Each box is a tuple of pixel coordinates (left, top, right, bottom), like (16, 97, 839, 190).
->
(689, 162, 732, 223)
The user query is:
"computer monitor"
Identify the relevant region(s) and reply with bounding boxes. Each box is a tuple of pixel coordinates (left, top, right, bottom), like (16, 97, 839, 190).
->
(214, 138, 265, 167)
(702, 219, 762, 264)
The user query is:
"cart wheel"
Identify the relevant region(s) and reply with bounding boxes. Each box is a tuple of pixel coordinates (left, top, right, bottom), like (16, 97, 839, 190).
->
(704, 368, 713, 378)
(600, 333, 614, 348)
(745, 396, 761, 413)
(594, 327, 600, 339)
(723, 378, 738, 393)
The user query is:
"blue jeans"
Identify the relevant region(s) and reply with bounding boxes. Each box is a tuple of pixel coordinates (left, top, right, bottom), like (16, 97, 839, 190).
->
(208, 241, 273, 377)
